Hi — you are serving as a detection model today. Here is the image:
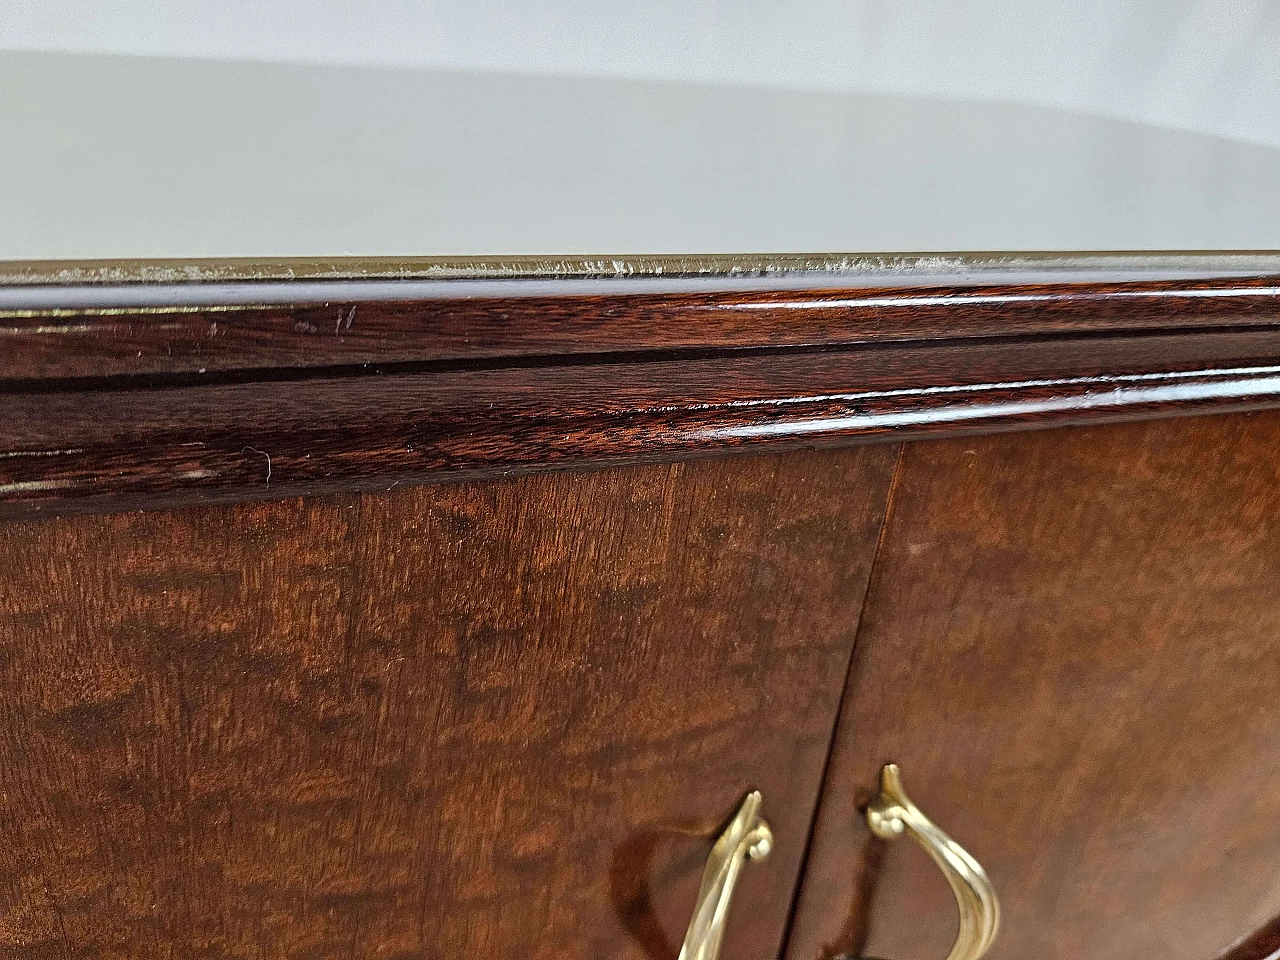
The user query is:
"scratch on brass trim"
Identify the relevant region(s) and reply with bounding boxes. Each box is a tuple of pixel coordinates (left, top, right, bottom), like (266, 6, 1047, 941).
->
(2, 251, 1280, 287)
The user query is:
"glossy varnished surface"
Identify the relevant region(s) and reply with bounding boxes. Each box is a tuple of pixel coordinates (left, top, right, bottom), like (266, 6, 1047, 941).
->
(784, 411, 1280, 960)
(5, 275, 1280, 379)
(0, 448, 895, 959)
(10, 270, 1280, 517)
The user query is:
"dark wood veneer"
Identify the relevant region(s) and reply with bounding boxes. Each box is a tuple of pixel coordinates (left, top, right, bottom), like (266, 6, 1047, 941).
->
(4, 277, 1280, 379)
(0, 449, 895, 960)
(5, 256, 1280, 959)
(784, 412, 1280, 960)
(8, 267, 1280, 517)
(7, 324, 1280, 517)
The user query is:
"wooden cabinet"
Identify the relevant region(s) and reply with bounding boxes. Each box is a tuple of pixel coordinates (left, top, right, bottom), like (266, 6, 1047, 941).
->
(5, 258, 1280, 960)
(3, 50, 1280, 960)
(787, 416, 1280, 960)
(0, 453, 892, 960)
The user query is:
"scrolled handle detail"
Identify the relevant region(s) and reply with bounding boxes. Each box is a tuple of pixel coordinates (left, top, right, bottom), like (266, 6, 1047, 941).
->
(678, 791, 774, 960)
(864, 764, 1000, 960)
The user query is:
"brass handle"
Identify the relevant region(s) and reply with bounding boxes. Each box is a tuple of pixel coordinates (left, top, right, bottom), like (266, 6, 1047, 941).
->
(678, 791, 774, 960)
(864, 764, 1000, 960)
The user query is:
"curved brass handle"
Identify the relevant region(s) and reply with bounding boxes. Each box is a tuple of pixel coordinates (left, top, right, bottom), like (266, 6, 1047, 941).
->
(864, 764, 1000, 960)
(678, 791, 774, 960)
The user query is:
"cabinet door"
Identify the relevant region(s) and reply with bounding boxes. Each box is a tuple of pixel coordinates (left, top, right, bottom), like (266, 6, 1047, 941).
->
(786, 413, 1280, 960)
(0, 448, 894, 960)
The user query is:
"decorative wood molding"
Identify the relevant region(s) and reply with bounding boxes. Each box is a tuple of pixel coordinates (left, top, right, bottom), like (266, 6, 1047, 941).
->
(6, 257, 1280, 517)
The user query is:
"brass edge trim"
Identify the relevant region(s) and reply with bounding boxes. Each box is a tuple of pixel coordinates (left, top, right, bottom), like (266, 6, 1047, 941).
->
(2, 251, 1280, 287)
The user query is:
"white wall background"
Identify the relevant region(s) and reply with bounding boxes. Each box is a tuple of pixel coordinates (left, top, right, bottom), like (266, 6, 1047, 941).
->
(3, 0, 1279, 148)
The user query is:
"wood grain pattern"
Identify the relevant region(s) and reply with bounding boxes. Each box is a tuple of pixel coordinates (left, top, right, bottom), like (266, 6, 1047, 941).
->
(783, 411, 1280, 960)
(10, 325, 1280, 518)
(0, 447, 896, 960)
(4, 277, 1280, 380)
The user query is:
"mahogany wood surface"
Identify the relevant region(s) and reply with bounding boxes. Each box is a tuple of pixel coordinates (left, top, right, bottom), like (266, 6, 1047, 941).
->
(784, 411, 1280, 960)
(4, 277, 1280, 380)
(10, 320, 1280, 518)
(0, 447, 895, 960)
(6, 265, 1280, 518)
(7, 256, 1280, 959)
